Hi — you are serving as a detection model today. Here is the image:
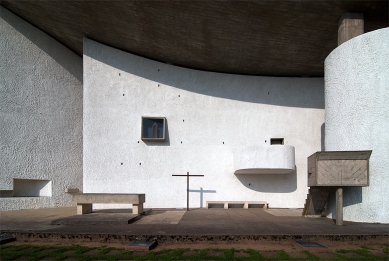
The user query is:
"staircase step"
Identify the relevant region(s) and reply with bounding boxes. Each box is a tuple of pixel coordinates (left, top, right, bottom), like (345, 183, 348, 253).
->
(303, 187, 331, 217)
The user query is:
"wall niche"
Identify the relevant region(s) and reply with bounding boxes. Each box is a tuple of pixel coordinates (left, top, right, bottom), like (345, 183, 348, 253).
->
(0, 179, 52, 197)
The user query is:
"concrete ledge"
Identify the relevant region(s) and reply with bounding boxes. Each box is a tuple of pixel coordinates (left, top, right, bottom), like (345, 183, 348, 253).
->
(65, 188, 79, 193)
(206, 201, 268, 209)
(72, 193, 145, 204)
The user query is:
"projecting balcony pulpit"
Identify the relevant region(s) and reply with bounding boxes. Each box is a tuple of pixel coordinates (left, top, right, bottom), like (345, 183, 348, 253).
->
(233, 145, 295, 175)
(303, 151, 372, 225)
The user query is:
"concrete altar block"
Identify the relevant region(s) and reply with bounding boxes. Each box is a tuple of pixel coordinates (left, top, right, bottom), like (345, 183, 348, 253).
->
(72, 193, 145, 215)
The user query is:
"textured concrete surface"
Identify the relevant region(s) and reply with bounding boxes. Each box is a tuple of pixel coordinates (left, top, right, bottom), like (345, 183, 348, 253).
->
(1, 1, 388, 76)
(325, 28, 389, 223)
(83, 38, 324, 210)
(0, 7, 83, 210)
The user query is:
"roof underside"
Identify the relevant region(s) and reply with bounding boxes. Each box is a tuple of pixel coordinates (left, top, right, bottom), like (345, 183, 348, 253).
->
(1, 1, 388, 76)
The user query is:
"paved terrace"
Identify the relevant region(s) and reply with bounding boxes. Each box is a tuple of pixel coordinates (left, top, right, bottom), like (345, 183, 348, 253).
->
(0, 207, 388, 244)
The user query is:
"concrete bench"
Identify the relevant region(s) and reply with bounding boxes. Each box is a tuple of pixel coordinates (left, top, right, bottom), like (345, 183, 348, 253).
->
(206, 201, 268, 209)
(72, 193, 145, 215)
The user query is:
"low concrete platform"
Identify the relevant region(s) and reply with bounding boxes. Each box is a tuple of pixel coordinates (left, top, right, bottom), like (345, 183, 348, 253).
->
(51, 209, 152, 225)
(0, 207, 388, 244)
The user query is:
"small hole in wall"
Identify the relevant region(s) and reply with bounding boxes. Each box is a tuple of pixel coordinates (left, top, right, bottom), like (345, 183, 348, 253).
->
(138, 141, 139, 143)
(119, 73, 121, 76)
(223, 142, 224, 144)
(271, 138, 284, 145)
(265, 140, 267, 143)
(178, 95, 180, 97)
(249, 183, 251, 186)
(158, 84, 160, 87)
(123, 94, 125, 96)
(158, 69, 160, 71)
(183, 119, 184, 122)
(139, 163, 141, 165)
(181, 141, 182, 144)
(268, 92, 269, 95)
(121, 163, 123, 165)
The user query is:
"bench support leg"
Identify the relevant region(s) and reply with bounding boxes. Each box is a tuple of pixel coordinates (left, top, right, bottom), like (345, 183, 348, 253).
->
(77, 203, 92, 215)
(133, 203, 143, 215)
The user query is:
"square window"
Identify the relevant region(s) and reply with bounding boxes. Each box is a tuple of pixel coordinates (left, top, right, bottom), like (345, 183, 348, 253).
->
(141, 117, 166, 141)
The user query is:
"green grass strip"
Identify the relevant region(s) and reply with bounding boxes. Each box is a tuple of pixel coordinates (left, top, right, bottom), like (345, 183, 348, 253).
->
(0, 244, 388, 261)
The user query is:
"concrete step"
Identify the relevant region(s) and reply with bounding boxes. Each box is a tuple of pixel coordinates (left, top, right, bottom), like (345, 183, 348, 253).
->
(303, 187, 332, 217)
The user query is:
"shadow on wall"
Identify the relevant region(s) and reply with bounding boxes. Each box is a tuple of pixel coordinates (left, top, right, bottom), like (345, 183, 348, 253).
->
(235, 167, 297, 193)
(189, 187, 217, 208)
(326, 187, 363, 219)
(1, 7, 83, 82)
(321, 123, 325, 151)
(83, 38, 324, 109)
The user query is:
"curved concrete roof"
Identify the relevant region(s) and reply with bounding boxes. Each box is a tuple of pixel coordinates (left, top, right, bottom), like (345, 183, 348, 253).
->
(1, 1, 387, 76)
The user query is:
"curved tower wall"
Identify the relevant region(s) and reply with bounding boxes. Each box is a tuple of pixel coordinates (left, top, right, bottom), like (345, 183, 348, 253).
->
(0, 7, 83, 210)
(325, 28, 389, 223)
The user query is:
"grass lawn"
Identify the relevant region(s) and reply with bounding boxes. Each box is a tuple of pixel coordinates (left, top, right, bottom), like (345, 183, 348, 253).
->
(0, 243, 388, 260)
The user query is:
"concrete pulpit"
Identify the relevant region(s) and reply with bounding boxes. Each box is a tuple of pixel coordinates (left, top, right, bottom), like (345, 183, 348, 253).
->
(304, 150, 372, 225)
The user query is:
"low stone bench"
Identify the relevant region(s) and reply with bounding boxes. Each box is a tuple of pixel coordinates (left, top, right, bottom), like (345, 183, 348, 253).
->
(206, 201, 268, 209)
(72, 193, 145, 215)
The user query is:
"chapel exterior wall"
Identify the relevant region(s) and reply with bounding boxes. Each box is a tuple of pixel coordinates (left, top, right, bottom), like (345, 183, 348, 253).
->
(83, 38, 325, 209)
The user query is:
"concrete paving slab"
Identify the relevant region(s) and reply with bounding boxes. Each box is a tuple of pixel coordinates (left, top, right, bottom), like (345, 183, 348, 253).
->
(135, 210, 185, 224)
(1, 207, 388, 245)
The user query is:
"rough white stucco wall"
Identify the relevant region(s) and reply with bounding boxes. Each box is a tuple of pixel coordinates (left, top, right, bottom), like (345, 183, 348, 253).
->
(325, 28, 389, 223)
(83, 38, 325, 209)
(0, 7, 83, 210)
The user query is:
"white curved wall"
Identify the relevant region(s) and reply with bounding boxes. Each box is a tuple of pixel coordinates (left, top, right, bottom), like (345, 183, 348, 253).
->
(234, 145, 295, 174)
(0, 7, 83, 210)
(325, 28, 389, 223)
(84, 38, 324, 209)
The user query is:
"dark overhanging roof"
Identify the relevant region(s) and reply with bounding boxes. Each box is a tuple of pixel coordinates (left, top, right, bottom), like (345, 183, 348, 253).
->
(1, 1, 388, 77)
